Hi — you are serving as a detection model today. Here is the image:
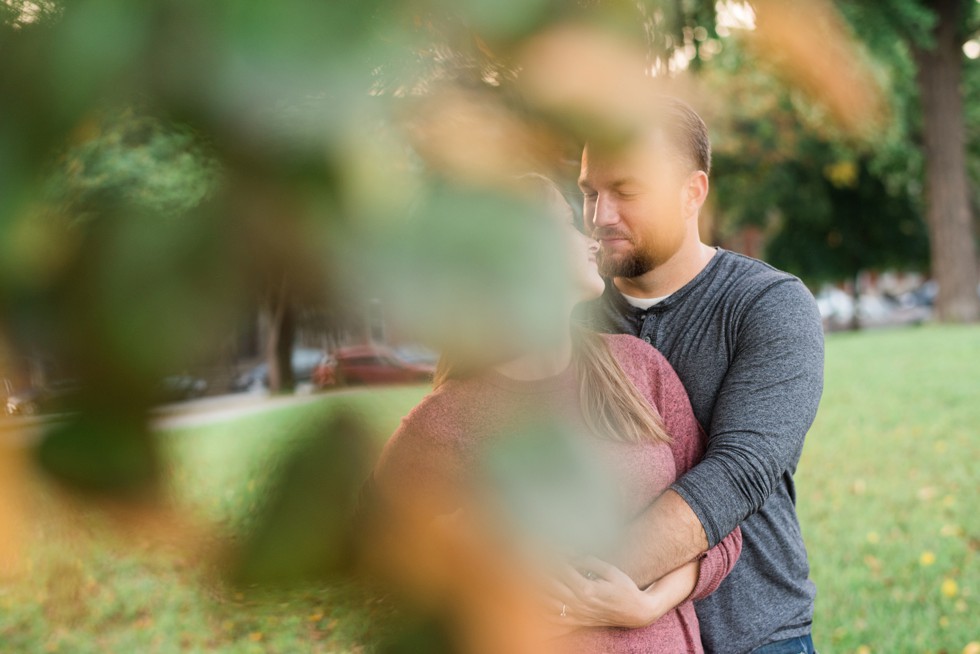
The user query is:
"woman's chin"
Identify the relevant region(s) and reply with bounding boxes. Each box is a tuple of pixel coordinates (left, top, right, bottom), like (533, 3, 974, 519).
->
(578, 274, 606, 302)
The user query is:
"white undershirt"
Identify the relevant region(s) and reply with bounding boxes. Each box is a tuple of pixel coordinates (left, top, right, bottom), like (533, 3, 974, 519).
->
(619, 291, 671, 310)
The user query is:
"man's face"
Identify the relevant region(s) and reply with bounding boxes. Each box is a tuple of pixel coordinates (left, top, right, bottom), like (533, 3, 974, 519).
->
(578, 134, 691, 279)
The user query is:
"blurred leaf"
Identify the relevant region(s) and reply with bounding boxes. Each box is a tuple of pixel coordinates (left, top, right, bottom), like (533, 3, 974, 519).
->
(36, 410, 159, 497)
(365, 181, 570, 356)
(225, 411, 377, 587)
(479, 414, 625, 558)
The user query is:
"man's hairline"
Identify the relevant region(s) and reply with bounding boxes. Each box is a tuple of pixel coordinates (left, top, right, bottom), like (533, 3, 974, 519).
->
(577, 148, 706, 192)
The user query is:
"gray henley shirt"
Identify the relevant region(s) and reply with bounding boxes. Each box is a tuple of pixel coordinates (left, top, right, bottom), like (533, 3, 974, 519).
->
(576, 247, 825, 653)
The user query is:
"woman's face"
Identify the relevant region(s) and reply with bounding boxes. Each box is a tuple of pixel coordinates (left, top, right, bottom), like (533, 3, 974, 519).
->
(546, 191, 605, 304)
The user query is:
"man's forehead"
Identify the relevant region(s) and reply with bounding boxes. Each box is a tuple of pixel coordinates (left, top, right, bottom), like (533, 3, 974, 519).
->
(580, 133, 669, 184)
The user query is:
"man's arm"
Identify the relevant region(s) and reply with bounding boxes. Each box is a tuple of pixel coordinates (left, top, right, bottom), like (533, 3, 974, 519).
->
(619, 279, 824, 586)
(618, 489, 708, 586)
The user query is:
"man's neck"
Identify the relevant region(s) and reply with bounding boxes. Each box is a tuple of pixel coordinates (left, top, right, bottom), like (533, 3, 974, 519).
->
(614, 241, 716, 299)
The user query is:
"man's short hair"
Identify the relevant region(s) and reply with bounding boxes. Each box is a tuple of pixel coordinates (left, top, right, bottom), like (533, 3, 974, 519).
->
(655, 96, 712, 177)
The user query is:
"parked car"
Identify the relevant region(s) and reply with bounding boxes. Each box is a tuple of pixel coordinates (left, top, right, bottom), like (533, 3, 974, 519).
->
(393, 344, 440, 368)
(315, 345, 435, 387)
(231, 347, 327, 392)
(157, 374, 209, 403)
(4, 379, 80, 416)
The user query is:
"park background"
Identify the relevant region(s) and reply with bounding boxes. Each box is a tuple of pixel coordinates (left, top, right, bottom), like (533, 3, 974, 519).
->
(0, 1, 978, 653)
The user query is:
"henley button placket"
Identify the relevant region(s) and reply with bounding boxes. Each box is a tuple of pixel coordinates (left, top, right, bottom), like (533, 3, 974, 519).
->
(641, 312, 655, 345)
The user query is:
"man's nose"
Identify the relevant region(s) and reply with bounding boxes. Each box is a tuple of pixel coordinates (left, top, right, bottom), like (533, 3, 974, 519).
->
(592, 194, 619, 228)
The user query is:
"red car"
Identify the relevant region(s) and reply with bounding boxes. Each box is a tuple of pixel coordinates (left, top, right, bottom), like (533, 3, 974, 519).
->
(313, 345, 435, 387)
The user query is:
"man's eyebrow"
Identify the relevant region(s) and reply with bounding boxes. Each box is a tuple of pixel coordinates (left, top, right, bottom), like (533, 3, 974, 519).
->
(610, 177, 643, 189)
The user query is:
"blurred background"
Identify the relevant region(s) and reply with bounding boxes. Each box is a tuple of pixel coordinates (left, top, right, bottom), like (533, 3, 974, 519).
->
(0, 1, 977, 653)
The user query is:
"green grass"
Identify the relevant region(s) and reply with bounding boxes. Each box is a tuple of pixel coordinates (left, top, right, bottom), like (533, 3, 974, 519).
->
(0, 387, 429, 654)
(800, 325, 979, 654)
(1, 327, 978, 653)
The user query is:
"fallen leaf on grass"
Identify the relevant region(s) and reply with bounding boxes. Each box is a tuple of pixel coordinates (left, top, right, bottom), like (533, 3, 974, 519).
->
(941, 578, 959, 598)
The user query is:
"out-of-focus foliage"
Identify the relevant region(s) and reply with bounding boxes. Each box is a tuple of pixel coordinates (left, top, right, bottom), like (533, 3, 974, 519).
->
(704, 29, 930, 284)
(1, 0, 735, 598)
(48, 109, 219, 219)
(700, 0, 980, 296)
(224, 412, 377, 587)
(0, 4, 974, 651)
(838, 0, 980, 320)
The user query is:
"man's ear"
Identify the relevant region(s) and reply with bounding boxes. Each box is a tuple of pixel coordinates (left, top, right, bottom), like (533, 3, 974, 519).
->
(684, 171, 709, 217)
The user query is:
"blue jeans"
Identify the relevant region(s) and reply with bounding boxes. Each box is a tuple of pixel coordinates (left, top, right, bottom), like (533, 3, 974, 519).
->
(750, 634, 818, 654)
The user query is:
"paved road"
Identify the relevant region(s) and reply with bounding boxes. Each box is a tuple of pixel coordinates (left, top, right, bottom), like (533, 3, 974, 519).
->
(0, 387, 363, 445)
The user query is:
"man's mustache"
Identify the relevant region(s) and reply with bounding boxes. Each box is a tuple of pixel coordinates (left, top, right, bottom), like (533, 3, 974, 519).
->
(592, 228, 633, 242)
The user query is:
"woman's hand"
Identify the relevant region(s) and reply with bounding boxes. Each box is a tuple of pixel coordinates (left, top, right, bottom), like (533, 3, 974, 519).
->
(541, 555, 660, 629)
(541, 555, 702, 631)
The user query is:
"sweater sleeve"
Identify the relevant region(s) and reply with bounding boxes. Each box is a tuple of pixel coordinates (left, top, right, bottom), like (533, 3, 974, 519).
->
(670, 279, 825, 547)
(647, 346, 742, 601)
(687, 526, 742, 601)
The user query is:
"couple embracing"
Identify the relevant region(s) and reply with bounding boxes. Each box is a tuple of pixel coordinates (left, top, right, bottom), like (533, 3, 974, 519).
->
(367, 98, 824, 654)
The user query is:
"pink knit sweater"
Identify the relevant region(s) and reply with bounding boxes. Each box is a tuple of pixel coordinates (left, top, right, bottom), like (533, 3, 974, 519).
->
(373, 333, 742, 653)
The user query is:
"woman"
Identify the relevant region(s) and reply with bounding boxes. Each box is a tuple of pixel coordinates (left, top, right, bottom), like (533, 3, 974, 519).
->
(366, 176, 741, 654)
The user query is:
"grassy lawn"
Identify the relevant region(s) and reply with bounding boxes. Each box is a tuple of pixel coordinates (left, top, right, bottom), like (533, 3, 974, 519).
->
(799, 325, 978, 654)
(1, 326, 977, 653)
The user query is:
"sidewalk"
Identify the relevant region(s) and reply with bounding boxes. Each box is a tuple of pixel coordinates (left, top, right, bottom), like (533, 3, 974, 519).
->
(151, 388, 330, 430)
(0, 386, 353, 443)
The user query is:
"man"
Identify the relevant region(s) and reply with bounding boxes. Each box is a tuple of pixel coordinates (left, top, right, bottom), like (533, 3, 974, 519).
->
(575, 97, 825, 653)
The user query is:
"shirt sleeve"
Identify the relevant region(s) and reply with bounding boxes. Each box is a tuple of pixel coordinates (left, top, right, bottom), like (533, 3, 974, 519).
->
(647, 349, 742, 601)
(669, 279, 825, 547)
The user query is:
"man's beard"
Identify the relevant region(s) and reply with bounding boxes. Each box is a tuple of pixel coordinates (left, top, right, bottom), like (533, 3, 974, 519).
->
(597, 243, 655, 279)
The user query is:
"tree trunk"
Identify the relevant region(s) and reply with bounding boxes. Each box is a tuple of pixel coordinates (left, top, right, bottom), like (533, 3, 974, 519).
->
(913, 0, 980, 322)
(850, 272, 862, 332)
(265, 274, 296, 394)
